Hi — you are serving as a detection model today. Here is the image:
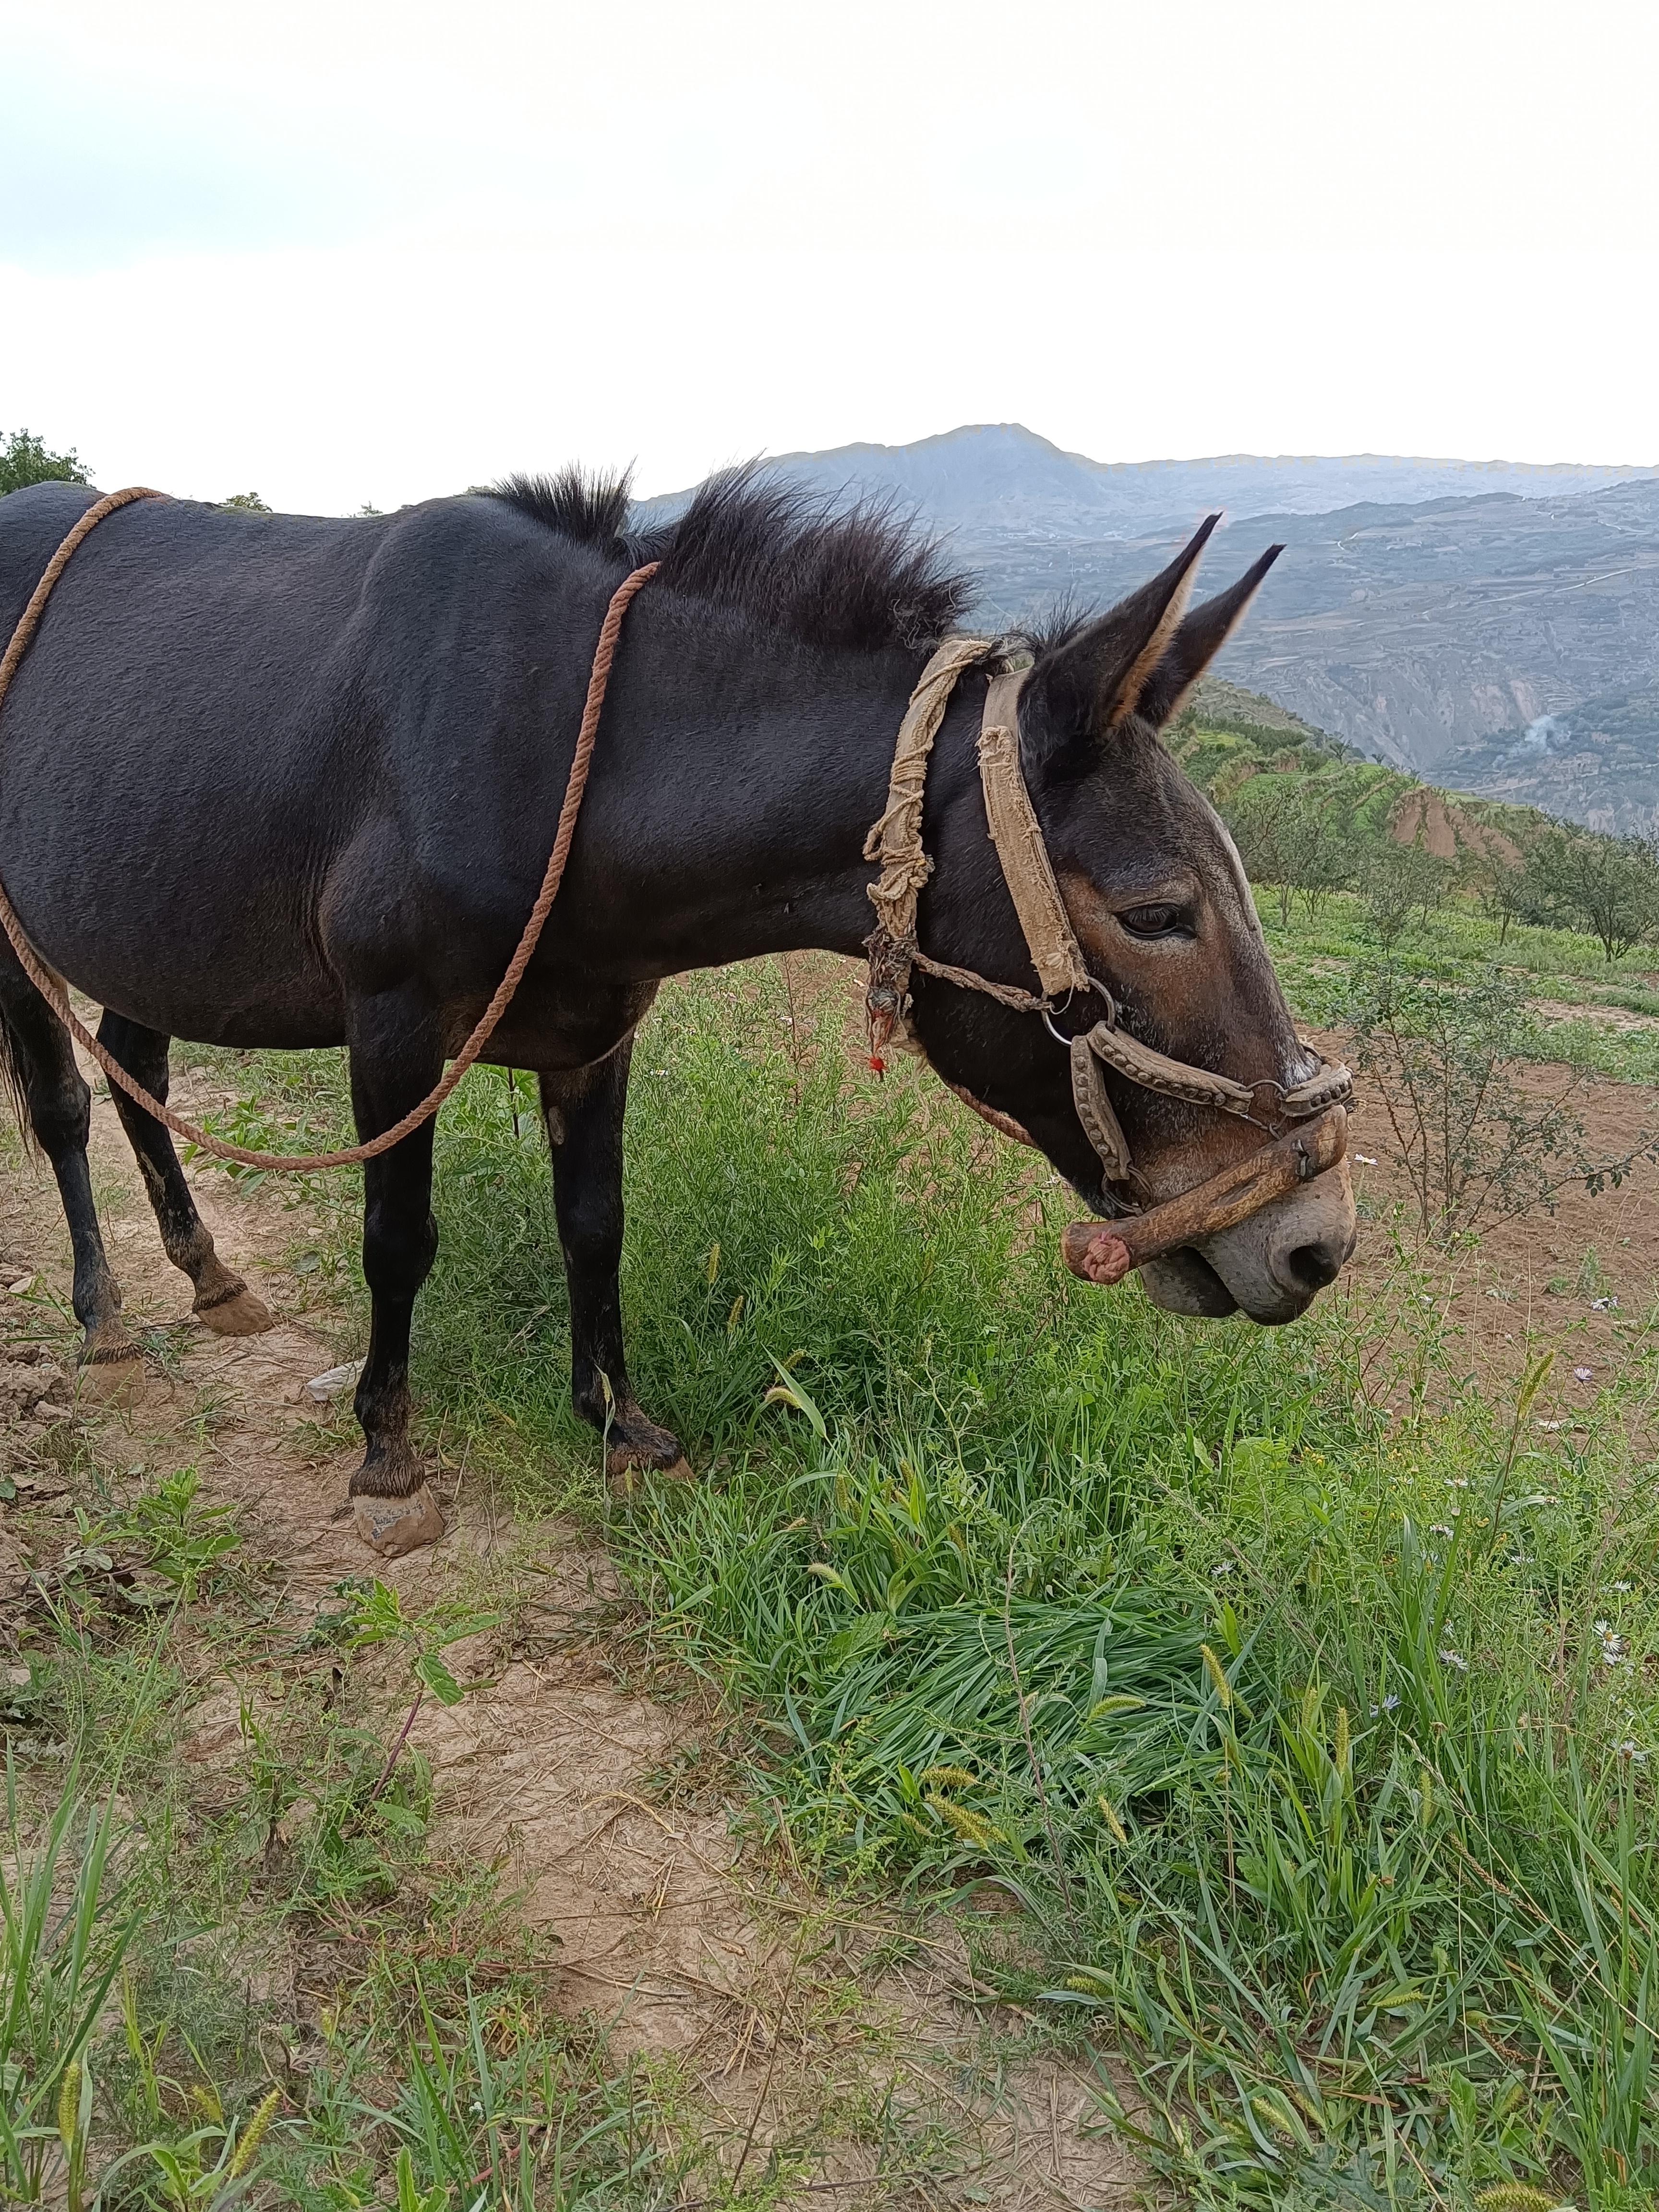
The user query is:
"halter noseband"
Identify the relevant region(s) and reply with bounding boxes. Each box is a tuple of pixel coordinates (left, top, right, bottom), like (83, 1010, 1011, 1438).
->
(861, 637, 1353, 1190)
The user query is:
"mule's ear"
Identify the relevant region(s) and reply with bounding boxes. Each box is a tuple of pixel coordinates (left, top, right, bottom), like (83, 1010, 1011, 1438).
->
(1135, 544, 1285, 730)
(1027, 516, 1221, 756)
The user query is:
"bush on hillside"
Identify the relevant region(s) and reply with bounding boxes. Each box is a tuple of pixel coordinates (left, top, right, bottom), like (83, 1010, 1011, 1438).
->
(0, 429, 90, 496)
(1342, 961, 1651, 1240)
(1358, 838, 1454, 948)
(1224, 774, 1354, 927)
(1470, 844, 1535, 943)
(1526, 824, 1659, 961)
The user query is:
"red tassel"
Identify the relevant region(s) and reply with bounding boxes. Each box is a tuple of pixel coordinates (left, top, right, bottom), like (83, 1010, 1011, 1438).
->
(868, 1055, 886, 1076)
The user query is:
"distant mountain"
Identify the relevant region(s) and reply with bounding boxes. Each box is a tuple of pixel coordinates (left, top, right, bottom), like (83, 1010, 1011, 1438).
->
(657, 424, 1659, 803)
(758, 423, 1653, 542)
(1442, 688, 1659, 837)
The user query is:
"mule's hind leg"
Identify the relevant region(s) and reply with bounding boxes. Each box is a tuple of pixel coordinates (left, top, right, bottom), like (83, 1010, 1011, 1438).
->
(97, 1014, 275, 1336)
(0, 974, 136, 1366)
(541, 1040, 686, 1493)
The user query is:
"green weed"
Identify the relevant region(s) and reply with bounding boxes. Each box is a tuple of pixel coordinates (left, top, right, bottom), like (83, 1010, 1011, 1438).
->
(0, 1777, 138, 2202)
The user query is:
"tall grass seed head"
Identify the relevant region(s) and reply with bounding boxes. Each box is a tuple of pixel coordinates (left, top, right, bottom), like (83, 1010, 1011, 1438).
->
(927, 1795, 1004, 1847)
(58, 2060, 80, 2151)
(228, 2087, 283, 2179)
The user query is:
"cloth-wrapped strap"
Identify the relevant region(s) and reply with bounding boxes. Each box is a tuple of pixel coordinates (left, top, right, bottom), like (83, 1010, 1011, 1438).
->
(1083, 1021, 1258, 1114)
(976, 672, 1092, 999)
(864, 635, 998, 946)
(1070, 1033, 1132, 1180)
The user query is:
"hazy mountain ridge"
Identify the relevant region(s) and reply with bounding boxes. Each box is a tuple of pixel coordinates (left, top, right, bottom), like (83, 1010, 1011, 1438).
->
(1441, 687, 1659, 837)
(760, 423, 1653, 541)
(685, 425, 1659, 817)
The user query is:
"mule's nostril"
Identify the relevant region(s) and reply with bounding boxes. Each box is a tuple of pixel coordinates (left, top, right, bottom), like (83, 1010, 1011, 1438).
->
(1283, 1239, 1346, 1293)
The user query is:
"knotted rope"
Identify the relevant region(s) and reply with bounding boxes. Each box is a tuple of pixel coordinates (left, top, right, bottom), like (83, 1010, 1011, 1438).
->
(0, 486, 656, 1171)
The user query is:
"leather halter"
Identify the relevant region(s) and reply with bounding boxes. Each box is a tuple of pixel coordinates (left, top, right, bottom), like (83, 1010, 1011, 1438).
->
(861, 638, 1353, 1188)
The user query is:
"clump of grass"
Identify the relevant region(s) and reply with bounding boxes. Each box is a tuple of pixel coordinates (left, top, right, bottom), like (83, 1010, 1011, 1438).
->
(582, 962, 1658, 2206)
(0, 1781, 137, 2204)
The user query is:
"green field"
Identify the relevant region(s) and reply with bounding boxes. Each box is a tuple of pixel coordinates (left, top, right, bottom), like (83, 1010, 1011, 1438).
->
(6, 910, 1656, 2209)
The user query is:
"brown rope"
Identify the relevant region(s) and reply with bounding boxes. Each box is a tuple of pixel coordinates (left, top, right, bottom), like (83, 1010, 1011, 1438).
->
(0, 486, 657, 1171)
(911, 948, 1050, 1014)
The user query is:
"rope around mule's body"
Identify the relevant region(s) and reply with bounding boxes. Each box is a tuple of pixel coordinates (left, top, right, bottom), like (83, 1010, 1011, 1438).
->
(0, 486, 658, 1172)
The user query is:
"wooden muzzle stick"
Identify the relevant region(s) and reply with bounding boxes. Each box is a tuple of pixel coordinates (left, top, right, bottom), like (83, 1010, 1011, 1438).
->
(1061, 1106, 1349, 1286)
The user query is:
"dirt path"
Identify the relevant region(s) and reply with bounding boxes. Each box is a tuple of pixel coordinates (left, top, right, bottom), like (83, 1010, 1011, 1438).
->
(0, 1065, 1140, 2210)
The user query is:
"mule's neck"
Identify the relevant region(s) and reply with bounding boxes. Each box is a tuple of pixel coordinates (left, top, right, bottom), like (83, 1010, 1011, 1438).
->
(602, 619, 985, 977)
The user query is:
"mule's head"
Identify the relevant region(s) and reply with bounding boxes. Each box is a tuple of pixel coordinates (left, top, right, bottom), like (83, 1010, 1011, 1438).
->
(914, 517, 1357, 1324)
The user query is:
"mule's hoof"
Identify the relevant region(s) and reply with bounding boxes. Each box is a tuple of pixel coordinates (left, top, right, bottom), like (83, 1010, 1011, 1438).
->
(194, 1283, 276, 1336)
(606, 1449, 694, 1501)
(79, 1337, 143, 1366)
(353, 1484, 445, 1558)
(75, 1336, 145, 1404)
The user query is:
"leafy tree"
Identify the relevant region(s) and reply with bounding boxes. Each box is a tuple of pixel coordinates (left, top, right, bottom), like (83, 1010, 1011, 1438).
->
(1471, 844, 1534, 945)
(1527, 827, 1659, 961)
(1226, 775, 1354, 927)
(1359, 839, 1453, 949)
(0, 428, 90, 496)
(217, 491, 272, 513)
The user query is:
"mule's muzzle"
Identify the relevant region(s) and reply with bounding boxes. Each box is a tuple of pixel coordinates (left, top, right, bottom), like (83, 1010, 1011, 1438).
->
(1061, 1106, 1349, 1299)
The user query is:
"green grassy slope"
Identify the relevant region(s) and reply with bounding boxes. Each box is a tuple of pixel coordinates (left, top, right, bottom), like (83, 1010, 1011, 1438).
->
(160, 947, 1659, 2208)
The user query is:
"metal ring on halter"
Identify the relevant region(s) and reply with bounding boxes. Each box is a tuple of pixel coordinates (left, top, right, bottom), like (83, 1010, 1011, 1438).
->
(1085, 976, 1120, 1028)
(1041, 975, 1120, 1050)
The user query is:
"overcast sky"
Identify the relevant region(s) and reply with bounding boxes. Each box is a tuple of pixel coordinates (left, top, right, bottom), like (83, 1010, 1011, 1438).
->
(3, 0, 1654, 513)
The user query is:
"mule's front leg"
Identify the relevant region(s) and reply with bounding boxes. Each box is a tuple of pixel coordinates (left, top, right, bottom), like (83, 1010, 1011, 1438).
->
(541, 1042, 687, 1494)
(347, 1001, 444, 1555)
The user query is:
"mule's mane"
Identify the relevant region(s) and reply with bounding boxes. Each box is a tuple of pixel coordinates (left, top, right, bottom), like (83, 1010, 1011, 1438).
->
(489, 463, 973, 654)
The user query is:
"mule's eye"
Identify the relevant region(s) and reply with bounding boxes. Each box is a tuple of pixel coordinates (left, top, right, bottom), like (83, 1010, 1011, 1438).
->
(1118, 903, 1191, 939)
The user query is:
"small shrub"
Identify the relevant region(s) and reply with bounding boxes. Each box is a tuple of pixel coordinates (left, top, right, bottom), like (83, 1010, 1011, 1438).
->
(1227, 777, 1354, 927)
(1359, 839, 1454, 948)
(1343, 961, 1651, 1241)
